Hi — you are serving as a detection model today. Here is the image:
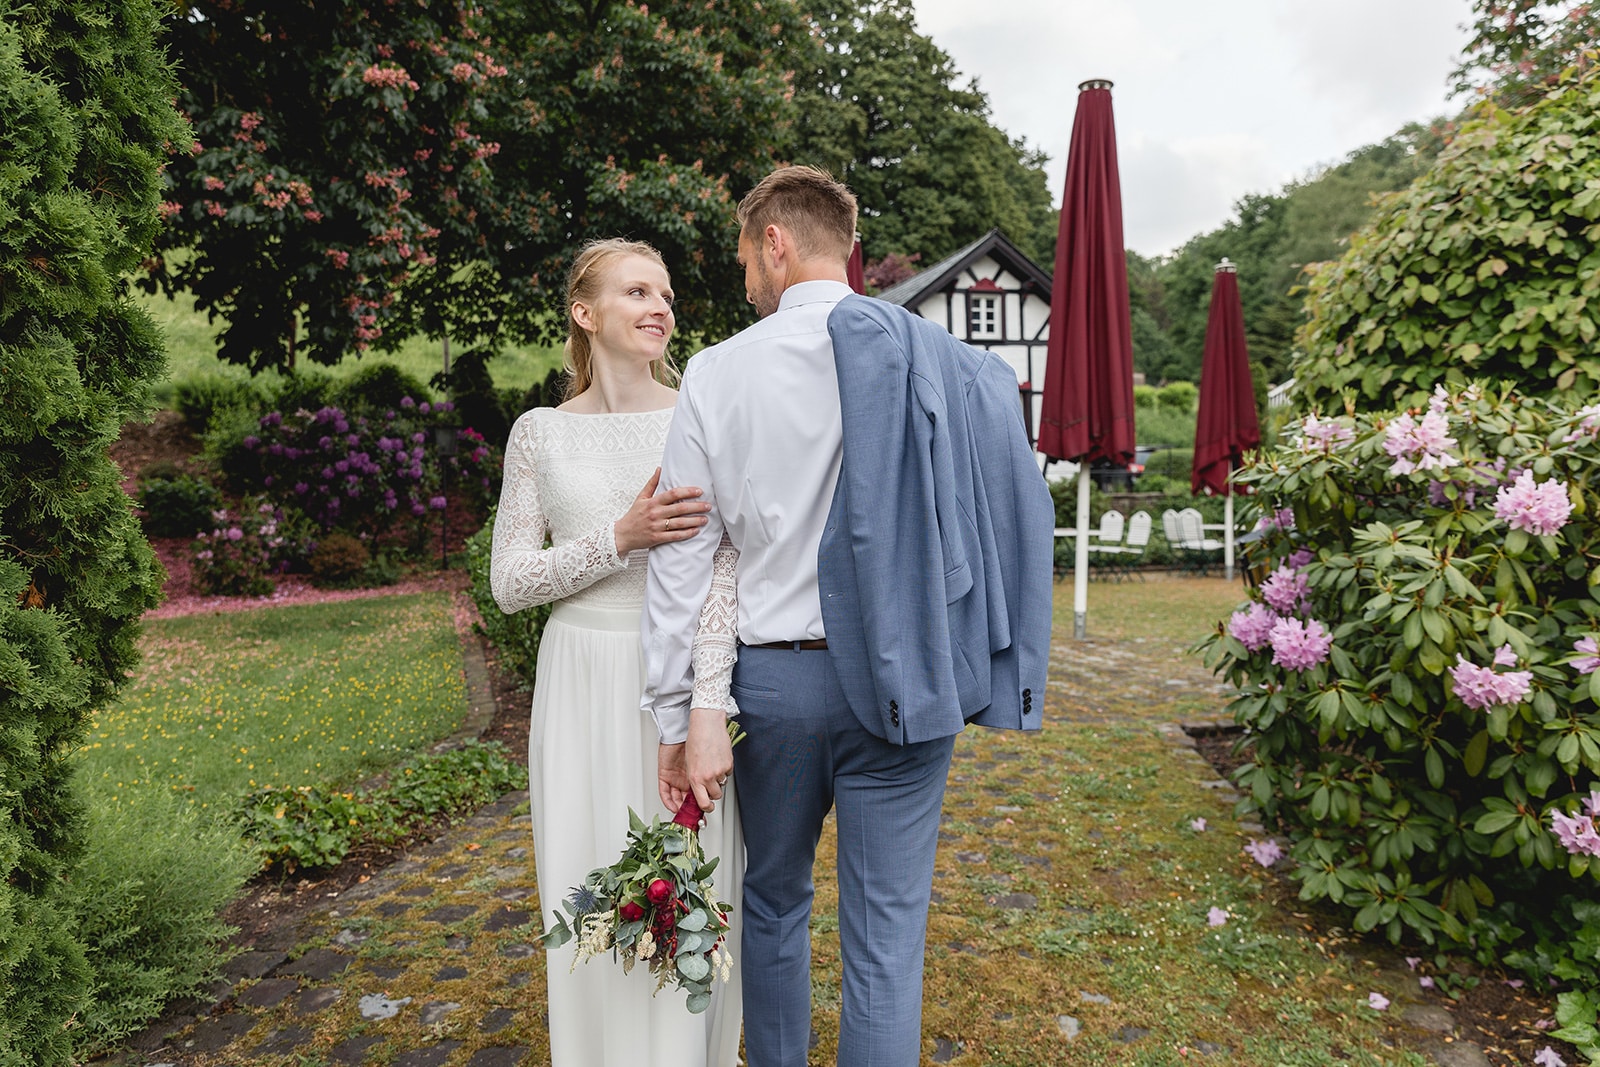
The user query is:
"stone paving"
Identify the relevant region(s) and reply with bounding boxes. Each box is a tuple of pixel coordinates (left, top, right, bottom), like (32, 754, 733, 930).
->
(102, 594, 1502, 1067)
(114, 790, 546, 1067)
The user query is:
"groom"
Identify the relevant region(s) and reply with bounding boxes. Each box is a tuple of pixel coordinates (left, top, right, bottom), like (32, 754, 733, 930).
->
(642, 165, 1054, 1066)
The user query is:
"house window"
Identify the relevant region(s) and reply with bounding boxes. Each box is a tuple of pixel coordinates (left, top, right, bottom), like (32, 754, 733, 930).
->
(969, 294, 1000, 339)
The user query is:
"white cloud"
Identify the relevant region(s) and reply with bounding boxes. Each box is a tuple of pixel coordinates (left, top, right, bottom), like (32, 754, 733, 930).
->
(1119, 132, 1276, 255)
(910, 0, 1474, 256)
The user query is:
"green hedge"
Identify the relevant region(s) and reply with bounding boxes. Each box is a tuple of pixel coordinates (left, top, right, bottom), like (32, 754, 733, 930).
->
(0, 4, 186, 1061)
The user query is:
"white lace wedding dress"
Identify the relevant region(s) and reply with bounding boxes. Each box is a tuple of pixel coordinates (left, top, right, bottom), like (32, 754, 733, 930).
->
(489, 406, 742, 1067)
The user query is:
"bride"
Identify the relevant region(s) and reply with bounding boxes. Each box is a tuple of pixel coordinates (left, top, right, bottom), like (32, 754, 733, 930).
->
(489, 238, 742, 1066)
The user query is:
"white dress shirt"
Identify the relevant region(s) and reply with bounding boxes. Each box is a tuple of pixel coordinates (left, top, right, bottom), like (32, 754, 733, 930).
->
(641, 280, 852, 743)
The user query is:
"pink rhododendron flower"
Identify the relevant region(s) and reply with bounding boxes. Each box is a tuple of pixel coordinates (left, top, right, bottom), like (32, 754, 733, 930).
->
(1229, 603, 1279, 652)
(1267, 617, 1333, 671)
(1566, 404, 1600, 443)
(1298, 414, 1354, 452)
(1190, 817, 1207, 832)
(1383, 410, 1460, 475)
(1583, 790, 1600, 818)
(1207, 906, 1229, 927)
(1245, 838, 1283, 867)
(1255, 507, 1296, 532)
(1260, 565, 1310, 615)
(1419, 976, 1435, 989)
(1367, 992, 1390, 1011)
(1448, 649, 1532, 710)
(1404, 956, 1420, 971)
(1550, 808, 1600, 857)
(1573, 636, 1600, 674)
(1492, 644, 1518, 668)
(1494, 470, 1572, 536)
(1535, 1047, 1567, 1067)
(1285, 548, 1314, 570)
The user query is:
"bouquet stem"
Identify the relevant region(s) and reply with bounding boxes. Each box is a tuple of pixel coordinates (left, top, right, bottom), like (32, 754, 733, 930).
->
(672, 795, 704, 830)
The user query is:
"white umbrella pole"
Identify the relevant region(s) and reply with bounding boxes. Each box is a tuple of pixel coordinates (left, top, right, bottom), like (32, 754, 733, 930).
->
(1073, 464, 1090, 639)
(1224, 488, 1235, 582)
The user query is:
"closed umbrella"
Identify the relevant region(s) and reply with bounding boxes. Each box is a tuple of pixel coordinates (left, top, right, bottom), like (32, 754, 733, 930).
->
(847, 236, 865, 294)
(1037, 79, 1136, 639)
(1191, 258, 1261, 581)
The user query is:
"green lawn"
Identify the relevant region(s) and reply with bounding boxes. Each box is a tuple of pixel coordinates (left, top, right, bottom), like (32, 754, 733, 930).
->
(805, 576, 1435, 1065)
(82, 593, 469, 809)
(133, 283, 564, 406)
(119, 577, 1489, 1065)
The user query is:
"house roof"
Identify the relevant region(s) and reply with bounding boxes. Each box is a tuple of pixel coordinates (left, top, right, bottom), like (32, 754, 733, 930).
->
(874, 228, 1053, 308)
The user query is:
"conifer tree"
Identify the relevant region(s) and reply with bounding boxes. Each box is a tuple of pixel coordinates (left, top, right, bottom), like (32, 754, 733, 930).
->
(0, 2, 184, 1060)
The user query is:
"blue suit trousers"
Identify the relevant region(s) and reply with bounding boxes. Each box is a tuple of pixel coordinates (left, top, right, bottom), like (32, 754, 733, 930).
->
(730, 645, 955, 1067)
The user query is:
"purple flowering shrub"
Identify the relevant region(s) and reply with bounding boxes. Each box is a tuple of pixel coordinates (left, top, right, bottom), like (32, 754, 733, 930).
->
(191, 500, 308, 596)
(233, 398, 500, 538)
(1199, 384, 1600, 977)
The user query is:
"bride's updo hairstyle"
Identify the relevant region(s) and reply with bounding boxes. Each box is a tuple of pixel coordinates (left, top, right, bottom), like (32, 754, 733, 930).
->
(562, 237, 680, 401)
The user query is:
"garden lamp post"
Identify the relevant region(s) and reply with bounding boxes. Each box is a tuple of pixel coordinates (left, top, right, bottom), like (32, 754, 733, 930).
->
(434, 421, 457, 569)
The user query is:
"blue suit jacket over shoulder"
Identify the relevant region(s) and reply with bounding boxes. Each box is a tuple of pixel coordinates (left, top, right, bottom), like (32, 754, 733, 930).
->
(818, 295, 1056, 744)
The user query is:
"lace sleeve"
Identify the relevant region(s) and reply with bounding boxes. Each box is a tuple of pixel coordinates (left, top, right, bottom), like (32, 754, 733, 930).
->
(690, 535, 740, 717)
(489, 414, 628, 614)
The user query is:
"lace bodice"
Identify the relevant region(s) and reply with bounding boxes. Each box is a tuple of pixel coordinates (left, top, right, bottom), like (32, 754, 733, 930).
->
(489, 406, 738, 713)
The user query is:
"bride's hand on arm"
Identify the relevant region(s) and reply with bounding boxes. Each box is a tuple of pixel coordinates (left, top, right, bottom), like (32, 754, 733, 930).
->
(614, 468, 711, 556)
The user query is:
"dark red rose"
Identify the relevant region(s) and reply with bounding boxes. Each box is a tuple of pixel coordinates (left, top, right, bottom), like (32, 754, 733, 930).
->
(647, 878, 674, 905)
(619, 901, 645, 922)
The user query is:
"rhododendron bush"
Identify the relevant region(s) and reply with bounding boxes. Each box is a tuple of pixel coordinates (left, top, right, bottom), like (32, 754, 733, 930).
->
(1200, 383, 1600, 979)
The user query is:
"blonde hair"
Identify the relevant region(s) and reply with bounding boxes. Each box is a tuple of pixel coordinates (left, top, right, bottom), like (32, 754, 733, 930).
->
(735, 165, 858, 262)
(562, 237, 680, 401)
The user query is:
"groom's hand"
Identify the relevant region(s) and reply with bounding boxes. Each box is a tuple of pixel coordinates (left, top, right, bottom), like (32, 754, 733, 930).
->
(685, 706, 734, 814)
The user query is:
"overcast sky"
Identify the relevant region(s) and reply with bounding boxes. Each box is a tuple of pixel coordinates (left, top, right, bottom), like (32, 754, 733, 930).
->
(911, 0, 1477, 258)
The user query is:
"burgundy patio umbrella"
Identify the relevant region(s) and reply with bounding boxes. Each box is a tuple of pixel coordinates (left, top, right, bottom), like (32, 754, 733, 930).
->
(1038, 79, 1136, 638)
(1191, 258, 1261, 580)
(847, 236, 866, 294)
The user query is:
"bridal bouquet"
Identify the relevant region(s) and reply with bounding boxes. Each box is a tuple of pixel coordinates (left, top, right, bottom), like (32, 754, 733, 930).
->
(538, 724, 742, 1014)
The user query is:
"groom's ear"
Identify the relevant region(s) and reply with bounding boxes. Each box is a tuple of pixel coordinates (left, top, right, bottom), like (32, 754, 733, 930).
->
(761, 223, 789, 266)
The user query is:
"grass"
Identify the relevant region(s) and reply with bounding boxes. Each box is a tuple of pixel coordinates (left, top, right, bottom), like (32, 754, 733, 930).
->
(797, 576, 1434, 1065)
(119, 578, 1452, 1066)
(80, 593, 470, 809)
(132, 282, 565, 406)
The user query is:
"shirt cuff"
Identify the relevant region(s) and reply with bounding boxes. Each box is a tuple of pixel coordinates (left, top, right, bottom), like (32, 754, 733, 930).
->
(653, 701, 691, 746)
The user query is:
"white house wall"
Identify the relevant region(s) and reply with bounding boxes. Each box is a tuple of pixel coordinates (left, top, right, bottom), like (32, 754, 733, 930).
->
(906, 252, 1051, 468)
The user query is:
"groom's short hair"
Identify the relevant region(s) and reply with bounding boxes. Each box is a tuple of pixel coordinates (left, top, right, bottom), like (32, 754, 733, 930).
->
(736, 165, 857, 263)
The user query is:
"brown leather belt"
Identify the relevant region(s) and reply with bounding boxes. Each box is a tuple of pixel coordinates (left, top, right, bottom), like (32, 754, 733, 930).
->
(743, 639, 828, 651)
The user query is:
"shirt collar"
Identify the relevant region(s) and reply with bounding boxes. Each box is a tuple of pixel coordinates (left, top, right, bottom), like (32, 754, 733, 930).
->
(777, 279, 853, 312)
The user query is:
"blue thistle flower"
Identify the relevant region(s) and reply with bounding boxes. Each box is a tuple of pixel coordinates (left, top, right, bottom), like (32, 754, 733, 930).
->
(568, 884, 602, 917)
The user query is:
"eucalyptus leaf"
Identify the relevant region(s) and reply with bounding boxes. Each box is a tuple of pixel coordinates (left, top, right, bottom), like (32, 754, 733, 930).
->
(677, 953, 711, 982)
